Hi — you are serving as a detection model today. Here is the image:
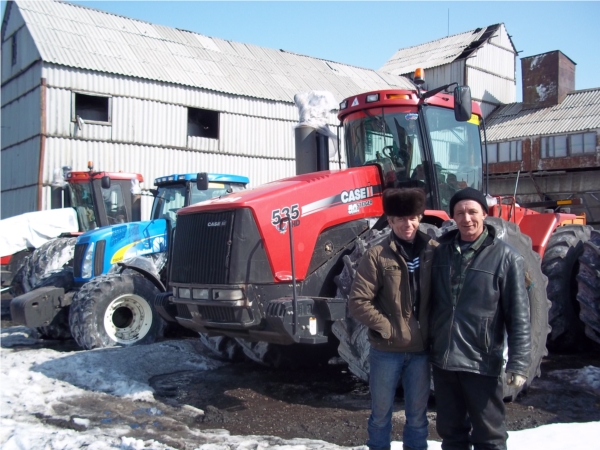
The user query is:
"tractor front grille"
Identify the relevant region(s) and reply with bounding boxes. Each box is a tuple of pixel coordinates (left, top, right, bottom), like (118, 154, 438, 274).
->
(197, 305, 236, 322)
(170, 211, 235, 285)
(176, 304, 192, 320)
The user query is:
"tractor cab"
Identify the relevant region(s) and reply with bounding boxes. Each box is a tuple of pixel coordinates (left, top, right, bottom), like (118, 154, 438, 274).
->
(338, 70, 484, 216)
(150, 173, 250, 224)
(53, 162, 144, 231)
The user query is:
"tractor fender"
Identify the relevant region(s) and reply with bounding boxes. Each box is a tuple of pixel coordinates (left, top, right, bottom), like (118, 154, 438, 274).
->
(115, 256, 166, 292)
(518, 212, 579, 259)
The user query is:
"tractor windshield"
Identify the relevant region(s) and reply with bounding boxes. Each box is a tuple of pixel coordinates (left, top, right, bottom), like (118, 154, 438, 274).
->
(68, 182, 98, 231)
(100, 183, 128, 225)
(423, 106, 483, 211)
(151, 182, 246, 222)
(343, 105, 483, 213)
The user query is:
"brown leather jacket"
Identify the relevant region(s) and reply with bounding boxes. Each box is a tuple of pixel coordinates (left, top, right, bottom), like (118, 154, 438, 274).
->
(348, 230, 438, 352)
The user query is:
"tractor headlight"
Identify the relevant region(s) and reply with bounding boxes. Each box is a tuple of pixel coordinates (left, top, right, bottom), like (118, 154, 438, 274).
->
(192, 288, 209, 299)
(213, 289, 244, 301)
(81, 242, 95, 279)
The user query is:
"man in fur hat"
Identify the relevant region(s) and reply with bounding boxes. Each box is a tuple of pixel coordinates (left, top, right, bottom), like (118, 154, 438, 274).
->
(349, 188, 438, 450)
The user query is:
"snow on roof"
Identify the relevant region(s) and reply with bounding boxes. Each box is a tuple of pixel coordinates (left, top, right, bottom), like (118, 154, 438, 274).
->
(8, 0, 415, 103)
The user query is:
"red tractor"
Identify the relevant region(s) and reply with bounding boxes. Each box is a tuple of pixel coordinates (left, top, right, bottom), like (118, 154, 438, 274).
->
(2, 162, 144, 297)
(156, 69, 588, 400)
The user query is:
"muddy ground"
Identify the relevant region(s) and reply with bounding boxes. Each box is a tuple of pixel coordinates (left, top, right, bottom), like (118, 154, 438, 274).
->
(2, 293, 600, 447)
(149, 345, 600, 446)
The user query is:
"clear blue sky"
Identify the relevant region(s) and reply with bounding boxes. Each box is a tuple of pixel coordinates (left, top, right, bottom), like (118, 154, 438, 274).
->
(3, 1, 599, 101)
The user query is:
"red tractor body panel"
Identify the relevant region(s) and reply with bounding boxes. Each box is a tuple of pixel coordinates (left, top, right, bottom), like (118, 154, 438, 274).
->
(178, 166, 384, 281)
(488, 197, 582, 258)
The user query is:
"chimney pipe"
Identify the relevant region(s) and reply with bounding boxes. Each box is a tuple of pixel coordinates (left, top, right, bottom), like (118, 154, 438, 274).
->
(521, 50, 576, 108)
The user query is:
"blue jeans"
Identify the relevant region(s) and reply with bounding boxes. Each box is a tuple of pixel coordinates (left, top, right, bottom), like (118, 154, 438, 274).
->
(367, 347, 430, 450)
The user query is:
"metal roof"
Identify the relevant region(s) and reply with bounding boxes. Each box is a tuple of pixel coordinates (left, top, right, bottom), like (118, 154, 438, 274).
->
(380, 23, 512, 75)
(9, 0, 415, 103)
(485, 88, 600, 141)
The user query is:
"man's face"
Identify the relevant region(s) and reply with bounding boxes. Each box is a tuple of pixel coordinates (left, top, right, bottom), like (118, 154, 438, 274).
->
(453, 200, 487, 242)
(388, 215, 420, 242)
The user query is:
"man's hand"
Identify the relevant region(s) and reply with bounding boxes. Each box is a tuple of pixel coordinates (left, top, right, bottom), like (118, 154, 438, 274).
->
(507, 372, 526, 387)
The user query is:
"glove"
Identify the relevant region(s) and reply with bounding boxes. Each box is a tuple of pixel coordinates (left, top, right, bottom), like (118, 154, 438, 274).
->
(507, 372, 526, 387)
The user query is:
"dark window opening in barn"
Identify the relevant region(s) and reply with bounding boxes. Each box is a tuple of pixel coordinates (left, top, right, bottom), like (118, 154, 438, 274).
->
(188, 108, 219, 139)
(11, 34, 17, 66)
(74, 93, 110, 123)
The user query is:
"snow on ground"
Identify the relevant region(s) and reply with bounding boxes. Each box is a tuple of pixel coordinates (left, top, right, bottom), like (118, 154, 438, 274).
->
(1, 326, 599, 450)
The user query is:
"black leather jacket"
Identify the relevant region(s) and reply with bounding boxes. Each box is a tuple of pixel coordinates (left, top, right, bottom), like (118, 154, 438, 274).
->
(429, 224, 531, 377)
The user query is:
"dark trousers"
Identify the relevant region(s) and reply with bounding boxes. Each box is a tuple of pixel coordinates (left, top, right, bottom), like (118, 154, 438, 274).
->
(432, 366, 508, 450)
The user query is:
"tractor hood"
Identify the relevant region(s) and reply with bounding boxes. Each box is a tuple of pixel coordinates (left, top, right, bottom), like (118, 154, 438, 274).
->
(75, 219, 168, 281)
(175, 165, 385, 281)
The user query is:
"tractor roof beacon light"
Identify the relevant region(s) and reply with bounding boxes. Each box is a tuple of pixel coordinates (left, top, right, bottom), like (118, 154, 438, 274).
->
(413, 68, 425, 86)
(339, 99, 348, 110)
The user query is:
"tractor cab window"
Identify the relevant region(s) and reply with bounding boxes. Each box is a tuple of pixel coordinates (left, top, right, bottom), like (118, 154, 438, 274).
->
(344, 107, 431, 206)
(69, 183, 98, 231)
(101, 184, 128, 225)
(190, 182, 245, 204)
(151, 184, 187, 223)
(151, 182, 247, 223)
(423, 106, 484, 212)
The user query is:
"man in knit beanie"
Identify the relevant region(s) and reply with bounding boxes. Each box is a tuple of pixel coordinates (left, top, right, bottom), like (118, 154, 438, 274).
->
(429, 188, 531, 450)
(349, 188, 438, 450)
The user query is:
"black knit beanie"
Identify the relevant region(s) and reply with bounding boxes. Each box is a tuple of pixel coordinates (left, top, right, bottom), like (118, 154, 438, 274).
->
(449, 187, 488, 218)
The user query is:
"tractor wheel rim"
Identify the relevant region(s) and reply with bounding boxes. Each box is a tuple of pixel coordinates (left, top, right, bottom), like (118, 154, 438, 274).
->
(103, 294, 153, 344)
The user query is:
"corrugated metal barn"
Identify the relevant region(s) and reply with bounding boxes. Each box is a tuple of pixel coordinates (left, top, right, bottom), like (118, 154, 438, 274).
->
(381, 23, 517, 118)
(1, 0, 417, 218)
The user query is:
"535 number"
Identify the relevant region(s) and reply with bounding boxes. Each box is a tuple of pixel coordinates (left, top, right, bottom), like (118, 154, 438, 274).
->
(271, 204, 300, 226)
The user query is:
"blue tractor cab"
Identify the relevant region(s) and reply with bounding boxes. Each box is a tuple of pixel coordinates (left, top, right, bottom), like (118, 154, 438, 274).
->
(73, 172, 249, 283)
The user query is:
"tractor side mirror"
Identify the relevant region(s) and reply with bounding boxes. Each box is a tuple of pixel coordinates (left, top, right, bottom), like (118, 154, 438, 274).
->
(454, 86, 472, 122)
(101, 175, 111, 189)
(196, 172, 209, 191)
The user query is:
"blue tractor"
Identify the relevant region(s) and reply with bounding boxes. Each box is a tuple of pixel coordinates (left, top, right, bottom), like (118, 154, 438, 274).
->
(11, 173, 249, 349)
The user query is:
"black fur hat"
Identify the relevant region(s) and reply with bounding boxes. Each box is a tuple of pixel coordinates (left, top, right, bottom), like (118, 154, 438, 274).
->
(383, 188, 426, 217)
(449, 187, 489, 218)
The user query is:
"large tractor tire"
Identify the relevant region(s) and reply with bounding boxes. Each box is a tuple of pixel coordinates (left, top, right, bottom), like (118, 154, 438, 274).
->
(69, 272, 164, 350)
(542, 224, 593, 352)
(332, 227, 392, 382)
(332, 218, 550, 402)
(2, 249, 30, 291)
(199, 334, 245, 362)
(32, 268, 75, 340)
(576, 230, 600, 346)
(10, 237, 77, 296)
